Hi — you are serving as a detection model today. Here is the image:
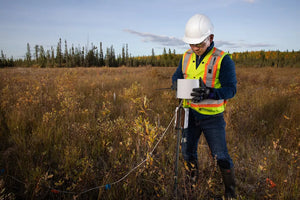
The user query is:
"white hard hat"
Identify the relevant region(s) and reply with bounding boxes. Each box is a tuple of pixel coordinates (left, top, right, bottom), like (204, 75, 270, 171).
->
(183, 14, 214, 44)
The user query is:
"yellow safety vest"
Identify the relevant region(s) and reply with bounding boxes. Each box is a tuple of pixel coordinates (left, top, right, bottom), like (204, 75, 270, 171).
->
(182, 47, 227, 115)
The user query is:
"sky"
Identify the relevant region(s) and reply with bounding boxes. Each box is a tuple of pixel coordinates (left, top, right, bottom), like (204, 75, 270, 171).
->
(0, 0, 299, 59)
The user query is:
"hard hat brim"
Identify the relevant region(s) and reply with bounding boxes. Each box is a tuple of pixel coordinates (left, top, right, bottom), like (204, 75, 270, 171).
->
(182, 34, 210, 45)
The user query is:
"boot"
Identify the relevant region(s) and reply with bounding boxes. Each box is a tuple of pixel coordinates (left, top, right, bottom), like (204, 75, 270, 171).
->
(220, 167, 237, 199)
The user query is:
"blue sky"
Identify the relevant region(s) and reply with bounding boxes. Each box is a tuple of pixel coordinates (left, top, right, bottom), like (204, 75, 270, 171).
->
(0, 0, 299, 59)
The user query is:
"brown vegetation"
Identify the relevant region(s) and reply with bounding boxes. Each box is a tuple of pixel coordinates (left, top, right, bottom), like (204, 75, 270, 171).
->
(0, 66, 299, 199)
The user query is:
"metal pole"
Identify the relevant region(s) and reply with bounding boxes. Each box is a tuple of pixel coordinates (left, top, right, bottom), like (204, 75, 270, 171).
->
(174, 105, 183, 198)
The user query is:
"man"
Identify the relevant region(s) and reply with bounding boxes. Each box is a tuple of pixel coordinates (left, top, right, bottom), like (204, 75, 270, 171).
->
(172, 14, 237, 199)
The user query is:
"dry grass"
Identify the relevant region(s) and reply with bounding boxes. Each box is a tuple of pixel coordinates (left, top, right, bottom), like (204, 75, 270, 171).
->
(0, 66, 299, 199)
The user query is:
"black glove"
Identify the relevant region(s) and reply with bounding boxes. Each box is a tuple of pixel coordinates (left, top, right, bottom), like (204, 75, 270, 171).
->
(191, 78, 212, 103)
(171, 80, 177, 91)
(191, 87, 211, 102)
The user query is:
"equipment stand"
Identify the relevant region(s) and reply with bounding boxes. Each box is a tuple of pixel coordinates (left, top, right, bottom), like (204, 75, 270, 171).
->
(173, 103, 185, 199)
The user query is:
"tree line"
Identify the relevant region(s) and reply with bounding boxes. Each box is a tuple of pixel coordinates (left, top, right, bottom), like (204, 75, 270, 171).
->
(0, 38, 180, 68)
(1, 38, 300, 68)
(232, 50, 300, 68)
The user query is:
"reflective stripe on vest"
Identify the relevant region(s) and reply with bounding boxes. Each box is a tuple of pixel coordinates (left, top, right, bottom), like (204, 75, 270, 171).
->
(204, 48, 223, 88)
(182, 49, 193, 78)
(181, 47, 227, 115)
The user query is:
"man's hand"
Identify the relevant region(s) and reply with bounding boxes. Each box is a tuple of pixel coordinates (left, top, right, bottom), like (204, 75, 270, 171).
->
(171, 81, 177, 91)
(191, 77, 213, 103)
(191, 87, 211, 102)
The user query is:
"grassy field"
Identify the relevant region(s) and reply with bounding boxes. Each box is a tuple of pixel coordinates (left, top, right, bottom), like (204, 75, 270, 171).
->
(0, 66, 299, 199)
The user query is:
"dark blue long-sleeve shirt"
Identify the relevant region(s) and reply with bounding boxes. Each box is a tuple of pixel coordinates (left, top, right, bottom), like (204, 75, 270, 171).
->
(172, 42, 237, 119)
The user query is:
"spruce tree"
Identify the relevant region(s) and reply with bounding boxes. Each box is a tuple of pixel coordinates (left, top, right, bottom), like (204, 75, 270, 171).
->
(56, 38, 62, 67)
(64, 40, 69, 67)
(39, 45, 46, 68)
(125, 44, 129, 66)
(99, 42, 104, 66)
(71, 45, 75, 67)
(122, 45, 125, 66)
(34, 45, 39, 63)
(151, 48, 155, 66)
(26, 43, 31, 67)
(0, 50, 5, 68)
(51, 46, 55, 67)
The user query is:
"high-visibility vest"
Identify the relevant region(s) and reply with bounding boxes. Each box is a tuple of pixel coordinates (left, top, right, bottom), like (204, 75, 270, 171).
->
(182, 47, 228, 115)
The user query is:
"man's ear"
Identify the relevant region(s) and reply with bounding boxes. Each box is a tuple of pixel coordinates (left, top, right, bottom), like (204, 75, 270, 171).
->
(209, 34, 214, 43)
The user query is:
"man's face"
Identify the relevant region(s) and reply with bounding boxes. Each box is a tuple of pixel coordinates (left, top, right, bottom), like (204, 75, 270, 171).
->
(189, 35, 213, 56)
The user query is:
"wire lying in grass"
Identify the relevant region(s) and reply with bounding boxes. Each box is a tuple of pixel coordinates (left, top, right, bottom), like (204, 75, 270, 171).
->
(3, 114, 176, 197)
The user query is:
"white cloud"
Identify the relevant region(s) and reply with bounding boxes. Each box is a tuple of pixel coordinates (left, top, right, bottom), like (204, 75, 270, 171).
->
(124, 29, 273, 52)
(124, 29, 185, 47)
(216, 40, 273, 50)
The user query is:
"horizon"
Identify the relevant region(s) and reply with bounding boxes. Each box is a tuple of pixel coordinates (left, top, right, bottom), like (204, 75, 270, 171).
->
(2, 38, 299, 60)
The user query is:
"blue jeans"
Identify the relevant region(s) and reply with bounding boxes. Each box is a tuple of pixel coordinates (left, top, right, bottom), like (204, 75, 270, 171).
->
(181, 112, 234, 169)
